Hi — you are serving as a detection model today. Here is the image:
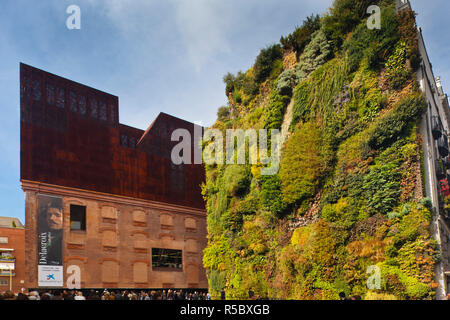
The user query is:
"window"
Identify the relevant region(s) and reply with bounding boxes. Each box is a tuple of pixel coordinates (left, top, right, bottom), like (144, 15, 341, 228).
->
(69, 91, 77, 112)
(0, 237, 8, 244)
(56, 87, 65, 108)
(79, 96, 87, 115)
(99, 101, 107, 121)
(0, 280, 7, 286)
(109, 105, 116, 124)
(152, 248, 182, 270)
(32, 79, 41, 101)
(46, 83, 55, 105)
(129, 137, 136, 149)
(120, 134, 128, 147)
(70, 204, 86, 231)
(90, 98, 98, 118)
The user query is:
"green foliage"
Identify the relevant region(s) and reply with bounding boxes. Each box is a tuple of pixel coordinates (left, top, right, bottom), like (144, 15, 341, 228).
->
(322, 0, 384, 49)
(217, 106, 230, 122)
(279, 122, 331, 207)
(280, 14, 321, 54)
(254, 44, 283, 84)
(291, 81, 311, 127)
(263, 91, 291, 130)
(321, 197, 359, 229)
(385, 41, 411, 90)
(366, 94, 426, 150)
(259, 174, 285, 215)
(291, 57, 349, 130)
(396, 8, 421, 70)
(344, 5, 399, 72)
(295, 29, 332, 82)
(276, 69, 296, 96)
(362, 162, 402, 215)
(204, 0, 436, 301)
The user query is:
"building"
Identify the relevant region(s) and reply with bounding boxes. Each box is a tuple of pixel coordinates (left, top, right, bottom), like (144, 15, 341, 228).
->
(0, 217, 25, 293)
(20, 63, 208, 290)
(402, 0, 450, 299)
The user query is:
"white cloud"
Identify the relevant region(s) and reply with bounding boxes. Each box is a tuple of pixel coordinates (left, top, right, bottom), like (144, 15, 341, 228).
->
(169, 0, 233, 72)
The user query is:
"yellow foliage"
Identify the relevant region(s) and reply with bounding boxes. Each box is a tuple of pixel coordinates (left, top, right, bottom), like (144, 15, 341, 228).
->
(346, 237, 391, 262)
(291, 226, 311, 247)
(365, 291, 398, 300)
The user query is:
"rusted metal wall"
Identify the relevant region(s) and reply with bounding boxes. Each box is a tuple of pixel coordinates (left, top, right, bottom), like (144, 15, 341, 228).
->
(20, 63, 205, 209)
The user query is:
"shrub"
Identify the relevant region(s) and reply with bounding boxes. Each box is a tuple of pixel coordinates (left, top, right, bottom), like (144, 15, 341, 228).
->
(254, 44, 283, 84)
(396, 8, 420, 70)
(222, 165, 251, 197)
(362, 162, 402, 215)
(217, 106, 230, 122)
(276, 69, 297, 96)
(291, 81, 311, 127)
(322, 0, 384, 49)
(385, 41, 411, 90)
(279, 122, 331, 207)
(260, 174, 285, 214)
(263, 91, 291, 130)
(321, 197, 359, 229)
(223, 72, 236, 96)
(344, 5, 399, 72)
(280, 14, 321, 55)
(367, 94, 426, 150)
(295, 30, 332, 82)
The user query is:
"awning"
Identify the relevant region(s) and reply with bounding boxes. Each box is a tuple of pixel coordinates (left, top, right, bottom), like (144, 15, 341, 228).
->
(0, 248, 14, 252)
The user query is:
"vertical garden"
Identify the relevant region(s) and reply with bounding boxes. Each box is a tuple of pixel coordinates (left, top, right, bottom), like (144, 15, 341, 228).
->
(202, 0, 438, 300)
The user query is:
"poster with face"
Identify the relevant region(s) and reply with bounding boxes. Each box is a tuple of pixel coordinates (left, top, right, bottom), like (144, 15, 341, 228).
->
(37, 194, 63, 287)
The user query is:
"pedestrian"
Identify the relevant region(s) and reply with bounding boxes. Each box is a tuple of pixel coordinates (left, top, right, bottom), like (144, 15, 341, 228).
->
(338, 292, 347, 301)
(74, 291, 86, 300)
(248, 287, 254, 299)
(221, 288, 226, 300)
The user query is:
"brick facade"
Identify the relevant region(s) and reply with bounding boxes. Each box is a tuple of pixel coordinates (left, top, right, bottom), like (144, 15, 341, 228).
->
(22, 181, 208, 289)
(0, 226, 26, 292)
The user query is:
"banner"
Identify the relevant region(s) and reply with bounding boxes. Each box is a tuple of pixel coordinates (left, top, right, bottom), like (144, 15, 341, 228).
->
(37, 194, 63, 287)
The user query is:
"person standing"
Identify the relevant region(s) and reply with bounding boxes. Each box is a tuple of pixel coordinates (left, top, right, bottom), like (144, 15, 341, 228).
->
(248, 288, 254, 299)
(220, 288, 226, 300)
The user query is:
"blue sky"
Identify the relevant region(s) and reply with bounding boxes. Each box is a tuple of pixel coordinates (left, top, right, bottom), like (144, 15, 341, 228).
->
(0, 0, 449, 224)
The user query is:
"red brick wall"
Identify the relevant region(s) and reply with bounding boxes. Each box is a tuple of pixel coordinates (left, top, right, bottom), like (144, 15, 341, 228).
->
(0, 227, 26, 293)
(23, 185, 208, 290)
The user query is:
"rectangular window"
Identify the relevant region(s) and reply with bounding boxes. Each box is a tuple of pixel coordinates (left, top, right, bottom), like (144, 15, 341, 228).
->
(0, 237, 8, 244)
(70, 204, 86, 231)
(79, 96, 87, 115)
(56, 87, 65, 108)
(90, 98, 98, 118)
(69, 91, 78, 112)
(152, 248, 182, 271)
(99, 101, 107, 121)
(46, 83, 55, 105)
(0, 280, 8, 286)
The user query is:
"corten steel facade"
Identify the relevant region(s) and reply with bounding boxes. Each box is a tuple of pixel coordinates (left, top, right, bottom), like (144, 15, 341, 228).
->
(20, 63, 208, 289)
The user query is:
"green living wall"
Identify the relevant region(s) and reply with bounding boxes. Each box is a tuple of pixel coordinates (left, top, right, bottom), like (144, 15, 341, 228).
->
(202, 0, 438, 300)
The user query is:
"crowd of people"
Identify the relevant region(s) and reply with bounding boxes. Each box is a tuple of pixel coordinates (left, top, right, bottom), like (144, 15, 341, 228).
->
(0, 289, 211, 300)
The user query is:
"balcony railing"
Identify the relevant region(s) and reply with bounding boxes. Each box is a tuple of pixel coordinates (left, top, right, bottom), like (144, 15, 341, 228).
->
(0, 258, 15, 262)
(0, 271, 16, 277)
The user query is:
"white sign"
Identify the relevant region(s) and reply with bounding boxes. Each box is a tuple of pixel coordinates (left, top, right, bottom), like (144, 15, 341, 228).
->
(38, 265, 63, 287)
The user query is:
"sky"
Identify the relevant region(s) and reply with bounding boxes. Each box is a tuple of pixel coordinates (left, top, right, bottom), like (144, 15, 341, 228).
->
(0, 0, 449, 224)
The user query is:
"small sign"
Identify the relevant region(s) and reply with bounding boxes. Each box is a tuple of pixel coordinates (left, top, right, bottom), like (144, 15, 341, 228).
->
(38, 265, 63, 287)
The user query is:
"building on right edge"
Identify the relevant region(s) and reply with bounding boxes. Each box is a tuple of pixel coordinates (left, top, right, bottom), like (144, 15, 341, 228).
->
(402, 0, 450, 300)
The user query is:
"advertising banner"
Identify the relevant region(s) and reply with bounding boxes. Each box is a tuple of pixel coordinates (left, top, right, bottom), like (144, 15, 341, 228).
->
(37, 194, 63, 287)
